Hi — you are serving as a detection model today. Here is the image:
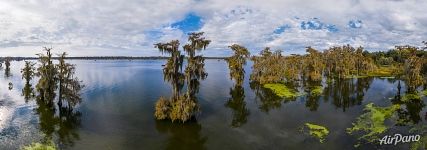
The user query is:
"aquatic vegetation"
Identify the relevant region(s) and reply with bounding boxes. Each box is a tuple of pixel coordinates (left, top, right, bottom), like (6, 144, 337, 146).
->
(422, 89, 427, 96)
(263, 83, 303, 98)
(302, 123, 329, 143)
(169, 96, 198, 122)
(154, 97, 170, 120)
(22, 140, 57, 150)
(155, 95, 199, 122)
(310, 86, 323, 96)
(366, 66, 397, 77)
(402, 93, 422, 102)
(346, 103, 400, 147)
(409, 125, 427, 150)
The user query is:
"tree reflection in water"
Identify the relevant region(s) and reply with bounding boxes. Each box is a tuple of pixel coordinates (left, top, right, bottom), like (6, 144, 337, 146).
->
(392, 81, 426, 126)
(303, 79, 322, 111)
(249, 82, 293, 113)
(225, 44, 250, 127)
(155, 119, 207, 150)
(323, 78, 373, 112)
(226, 85, 249, 127)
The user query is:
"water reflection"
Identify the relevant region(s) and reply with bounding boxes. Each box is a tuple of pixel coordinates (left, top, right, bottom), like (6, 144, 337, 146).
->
(302, 79, 322, 111)
(249, 82, 288, 113)
(155, 120, 207, 150)
(225, 85, 249, 127)
(323, 78, 373, 112)
(392, 81, 426, 125)
(34, 97, 82, 147)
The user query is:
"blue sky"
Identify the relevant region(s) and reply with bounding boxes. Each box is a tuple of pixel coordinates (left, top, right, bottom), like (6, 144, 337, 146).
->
(0, 0, 426, 57)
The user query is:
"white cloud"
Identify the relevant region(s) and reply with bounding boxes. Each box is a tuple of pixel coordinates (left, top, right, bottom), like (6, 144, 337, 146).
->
(0, 0, 426, 56)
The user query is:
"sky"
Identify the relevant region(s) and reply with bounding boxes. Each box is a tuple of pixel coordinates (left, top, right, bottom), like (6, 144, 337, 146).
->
(0, 0, 426, 57)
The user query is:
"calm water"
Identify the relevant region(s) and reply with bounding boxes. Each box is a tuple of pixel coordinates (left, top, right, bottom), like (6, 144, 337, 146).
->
(0, 60, 426, 150)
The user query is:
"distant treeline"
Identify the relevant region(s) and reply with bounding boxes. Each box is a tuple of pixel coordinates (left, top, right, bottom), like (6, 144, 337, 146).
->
(0, 56, 227, 61)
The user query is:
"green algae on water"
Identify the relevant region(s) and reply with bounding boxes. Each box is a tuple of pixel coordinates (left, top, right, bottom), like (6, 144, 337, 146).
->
(422, 89, 427, 97)
(346, 103, 400, 147)
(409, 125, 427, 150)
(402, 93, 421, 102)
(310, 86, 323, 96)
(302, 123, 329, 143)
(22, 140, 57, 150)
(263, 83, 305, 98)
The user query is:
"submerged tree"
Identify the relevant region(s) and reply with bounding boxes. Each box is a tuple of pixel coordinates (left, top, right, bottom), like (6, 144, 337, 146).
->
(36, 47, 58, 106)
(21, 61, 36, 101)
(31, 48, 84, 148)
(225, 44, 250, 85)
(250, 47, 287, 84)
(56, 52, 84, 109)
(4, 57, 11, 77)
(154, 32, 210, 122)
(225, 44, 250, 127)
(304, 47, 324, 81)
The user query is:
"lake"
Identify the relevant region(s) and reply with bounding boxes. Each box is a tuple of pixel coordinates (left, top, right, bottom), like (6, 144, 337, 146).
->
(0, 59, 425, 150)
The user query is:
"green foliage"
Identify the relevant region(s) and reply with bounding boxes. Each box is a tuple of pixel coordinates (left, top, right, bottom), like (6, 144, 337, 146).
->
(169, 96, 198, 122)
(310, 86, 323, 96)
(226, 44, 250, 86)
(36, 47, 58, 104)
(302, 123, 329, 143)
(346, 103, 400, 147)
(22, 140, 57, 150)
(22, 61, 36, 83)
(422, 89, 427, 96)
(304, 47, 324, 81)
(263, 83, 304, 99)
(154, 95, 199, 122)
(250, 47, 288, 84)
(367, 66, 398, 77)
(154, 96, 170, 120)
(56, 52, 84, 108)
(402, 47, 424, 91)
(154, 32, 210, 123)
